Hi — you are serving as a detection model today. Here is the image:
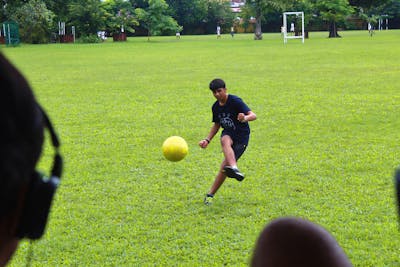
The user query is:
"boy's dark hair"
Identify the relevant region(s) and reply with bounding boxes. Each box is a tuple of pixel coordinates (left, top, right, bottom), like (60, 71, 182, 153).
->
(209, 78, 226, 91)
(251, 217, 352, 267)
(0, 53, 44, 219)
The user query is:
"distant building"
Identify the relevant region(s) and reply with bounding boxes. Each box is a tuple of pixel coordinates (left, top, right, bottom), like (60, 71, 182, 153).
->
(230, 0, 245, 13)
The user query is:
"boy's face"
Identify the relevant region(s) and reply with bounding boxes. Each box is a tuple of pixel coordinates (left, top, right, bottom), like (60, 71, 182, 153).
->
(212, 88, 227, 103)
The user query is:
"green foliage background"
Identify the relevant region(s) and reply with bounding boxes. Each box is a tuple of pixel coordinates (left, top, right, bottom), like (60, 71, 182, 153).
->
(2, 30, 400, 266)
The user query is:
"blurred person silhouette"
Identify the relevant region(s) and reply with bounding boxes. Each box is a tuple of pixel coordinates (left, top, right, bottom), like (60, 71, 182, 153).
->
(395, 167, 400, 225)
(0, 53, 63, 266)
(251, 217, 352, 267)
(290, 22, 295, 35)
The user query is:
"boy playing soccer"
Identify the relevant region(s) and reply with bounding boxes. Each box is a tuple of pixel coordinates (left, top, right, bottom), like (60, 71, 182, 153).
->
(199, 78, 256, 205)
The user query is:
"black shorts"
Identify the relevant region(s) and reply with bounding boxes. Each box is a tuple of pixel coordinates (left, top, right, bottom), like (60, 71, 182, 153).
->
(221, 132, 249, 160)
(232, 142, 247, 161)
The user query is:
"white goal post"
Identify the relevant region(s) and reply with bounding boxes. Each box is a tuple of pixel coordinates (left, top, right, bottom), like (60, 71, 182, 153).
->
(283, 11, 304, 44)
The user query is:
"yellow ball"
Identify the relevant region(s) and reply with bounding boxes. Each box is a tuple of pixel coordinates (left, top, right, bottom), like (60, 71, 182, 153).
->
(162, 136, 188, 162)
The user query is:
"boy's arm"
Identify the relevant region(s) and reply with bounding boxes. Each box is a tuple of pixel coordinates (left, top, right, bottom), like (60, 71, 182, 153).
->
(238, 111, 257, 123)
(199, 123, 220, 148)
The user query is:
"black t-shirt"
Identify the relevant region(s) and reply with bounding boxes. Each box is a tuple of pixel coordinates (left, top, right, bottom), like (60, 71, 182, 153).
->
(212, 94, 251, 144)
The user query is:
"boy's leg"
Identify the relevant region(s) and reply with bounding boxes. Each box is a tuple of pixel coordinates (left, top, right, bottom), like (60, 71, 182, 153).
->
(221, 135, 246, 181)
(204, 136, 248, 204)
(208, 159, 228, 195)
(204, 160, 227, 205)
(221, 135, 236, 166)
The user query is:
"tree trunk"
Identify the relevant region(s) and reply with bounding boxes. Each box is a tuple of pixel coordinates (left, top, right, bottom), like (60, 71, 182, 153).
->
(328, 21, 341, 38)
(254, 17, 262, 40)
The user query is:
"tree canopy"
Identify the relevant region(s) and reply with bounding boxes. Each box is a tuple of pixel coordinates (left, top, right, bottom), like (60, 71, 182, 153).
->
(68, 0, 106, 36)
(312, 0, 355, 37)
(135, 0, 180, 40)
(102, 0, 139, 35)
(11, 0, 54, 43)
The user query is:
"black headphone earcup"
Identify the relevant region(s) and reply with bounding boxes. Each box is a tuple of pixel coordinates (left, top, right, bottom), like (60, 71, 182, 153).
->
(16, 172, 58, 239)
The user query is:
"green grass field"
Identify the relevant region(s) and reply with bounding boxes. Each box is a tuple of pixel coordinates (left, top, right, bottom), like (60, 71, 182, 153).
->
(3, 30, 400, 266)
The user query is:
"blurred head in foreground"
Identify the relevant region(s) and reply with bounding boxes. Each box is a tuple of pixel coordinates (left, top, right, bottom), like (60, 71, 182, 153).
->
(251, 217, 352, 267)
(0, 53, 62, 265)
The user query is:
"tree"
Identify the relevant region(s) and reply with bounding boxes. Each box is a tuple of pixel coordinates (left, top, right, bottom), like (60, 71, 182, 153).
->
(11, 0, 54, 43)
(373, 0, 400, 28)
(348, 0, 390, 10)
(204, 0, 235, 35)
(68, 0, 105, 37)
(0, 0, 26, 22)
(42, 0, 73, 22)
(348, 0, 390, 29)
(242, 0, 291, 40)
(135, 0, 181, 40)
(374, 0, 400, 17)
(312, 0, 354, 37)
(290, 0, 315, 31)
(102, 0, 138, 36)
(166, 0, 208, 34)
(129, 0, 148, 8)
